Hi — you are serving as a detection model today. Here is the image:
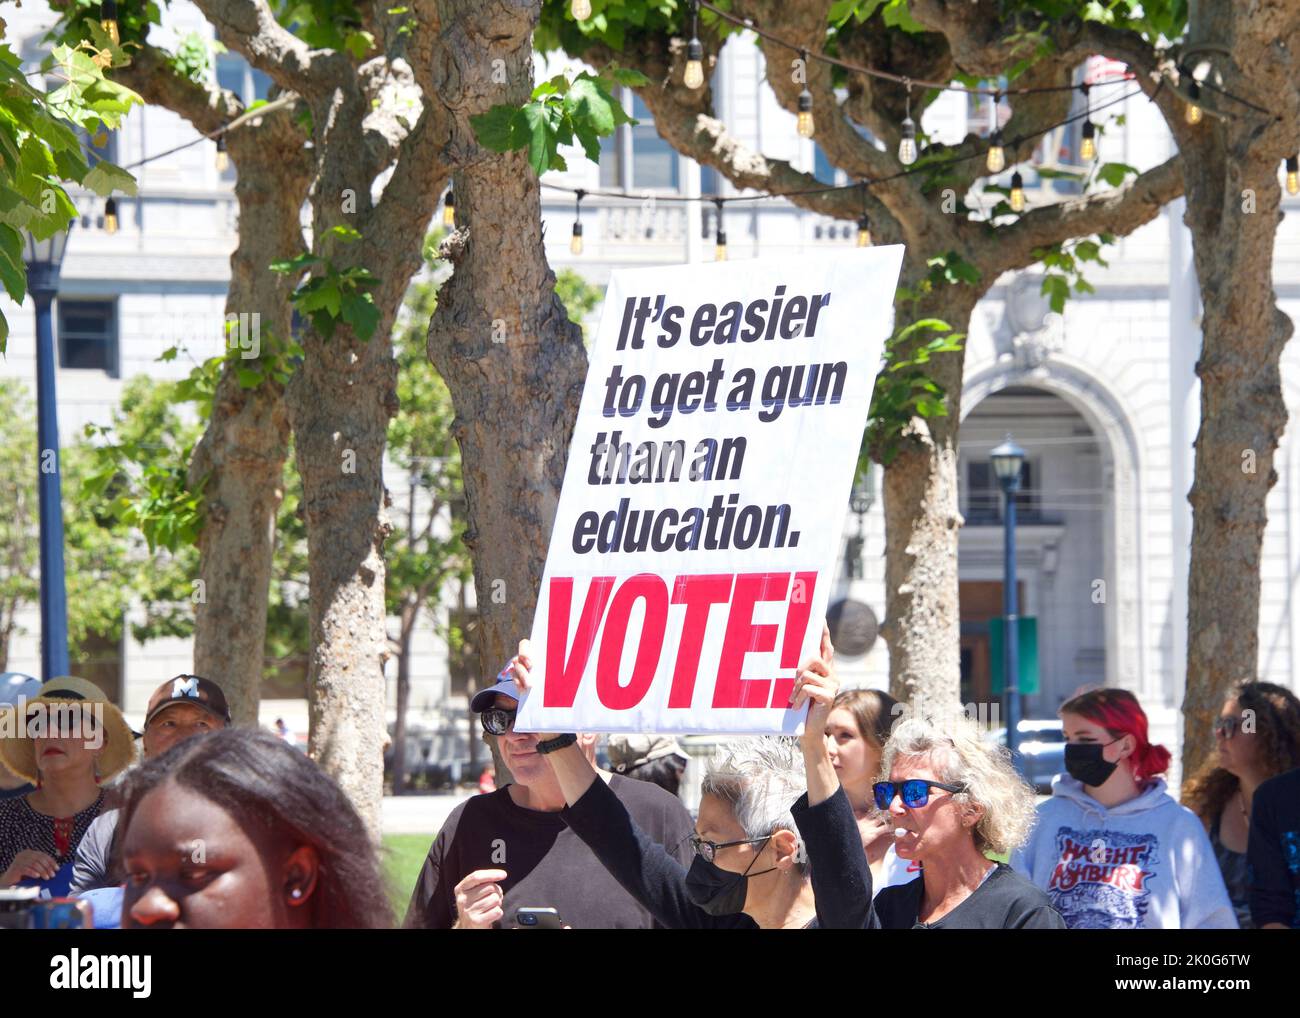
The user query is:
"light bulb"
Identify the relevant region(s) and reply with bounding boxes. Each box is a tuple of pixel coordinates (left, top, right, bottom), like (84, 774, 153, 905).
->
(215, 137, 229, 172)
(684, 38, 704, 90)
(1185, 81, 1202, 125)
(1286, 156, 1299, 196)
(570, 221, 584, 256)
(1009, 171, 1025, 213)
(898, 116, 917, 166)
(715, 230, 727, 261)
(1080, 121, 1096, 162)
(857, 215, 872, 247)
(442, 190, 455, 229)
(796, 90, 814, 139)
(104, 197, 118, 234)
(986, 131, 1005, 174)
(571, 0, 592, 20)
(102, 0, 119, 45)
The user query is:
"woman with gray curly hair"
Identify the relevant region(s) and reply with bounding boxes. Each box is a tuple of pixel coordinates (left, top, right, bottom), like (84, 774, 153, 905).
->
(871, 715, 1064, 928)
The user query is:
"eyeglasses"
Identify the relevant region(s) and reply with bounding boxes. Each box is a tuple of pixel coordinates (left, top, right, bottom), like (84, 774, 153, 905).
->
(873, 779, 968, 810)
(688, 833, 772, 863)
(1213, 715, 1247, 739)
(481, 707, 517, 736)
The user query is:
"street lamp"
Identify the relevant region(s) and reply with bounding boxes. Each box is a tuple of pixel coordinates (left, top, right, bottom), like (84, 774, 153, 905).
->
(845, 468, 874, 580)
(22, 222, 74, 681)
(990, 434, 1025, 761)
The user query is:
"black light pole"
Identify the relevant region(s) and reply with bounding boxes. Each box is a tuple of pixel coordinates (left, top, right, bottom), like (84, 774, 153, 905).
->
(845, 468, 874, 580)
(991, 435, 1025, 760)
(22, 224, 74, 681)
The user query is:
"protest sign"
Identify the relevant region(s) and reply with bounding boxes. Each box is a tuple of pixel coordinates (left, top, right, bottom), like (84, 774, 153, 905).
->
(517, 247, 904, 735)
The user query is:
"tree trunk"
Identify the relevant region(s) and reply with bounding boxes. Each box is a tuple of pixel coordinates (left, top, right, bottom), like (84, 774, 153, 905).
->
(1177, 2, 1300, 785)
(188, 117, 312, 723)
(426, 4, 587, 709)
(880, 292, 977, 713)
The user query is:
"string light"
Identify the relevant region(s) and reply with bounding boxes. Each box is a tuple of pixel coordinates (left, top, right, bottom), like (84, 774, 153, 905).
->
(1009, 170, 1025, 212)
(104, 196, 119, 234)
(1080, 83, 1096, 161)
(571, 0, 592, 21)
(570, 189, 585, 255)
(101, 0, 119, 45)
(215, 135, 229, 172)
(987, 130, 1006, 173)
(857, 181, 872, 246)
(797, 90, 814, 138)
(684, 1, 705, 90)
(1286, 155, 1299, 196)
(898, 83, 917, 165)
(714, 198, 727, 261)
(442, 188, 455, 229)
(1184, 77, 1203, 125)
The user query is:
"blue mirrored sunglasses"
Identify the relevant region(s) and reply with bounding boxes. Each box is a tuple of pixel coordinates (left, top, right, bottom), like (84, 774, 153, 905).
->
(873, 778, 968, 810)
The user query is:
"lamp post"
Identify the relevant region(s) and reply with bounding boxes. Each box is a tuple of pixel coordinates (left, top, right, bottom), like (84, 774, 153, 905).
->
(990, 434, 1025, 760)
(22, 224, 74, 681)
(845, 468, 874, 580)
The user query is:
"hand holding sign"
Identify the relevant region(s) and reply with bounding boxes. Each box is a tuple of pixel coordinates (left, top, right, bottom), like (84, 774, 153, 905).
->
(791, 622, 840, 752)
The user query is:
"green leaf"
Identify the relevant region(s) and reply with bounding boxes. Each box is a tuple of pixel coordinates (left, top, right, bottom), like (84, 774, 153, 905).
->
(343, 31, 375, 61)
(83, 161, 138, 198)
(1096, 162, 1138, 187)
(236, 367, 262, 389)
(470, 104, 524, 153)
(1041, 274, 1070, 313)
(519, 102, 565, 176)
(340, 291, 380, 340)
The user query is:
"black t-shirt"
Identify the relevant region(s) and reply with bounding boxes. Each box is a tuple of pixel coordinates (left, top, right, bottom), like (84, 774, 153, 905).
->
(873, 862, 1065, 929)
(1248, 767, 1300, 928)
(403, 775, 695, 929)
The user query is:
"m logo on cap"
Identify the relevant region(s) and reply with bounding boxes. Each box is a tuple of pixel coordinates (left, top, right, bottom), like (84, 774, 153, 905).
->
(173, 676, 201, 700)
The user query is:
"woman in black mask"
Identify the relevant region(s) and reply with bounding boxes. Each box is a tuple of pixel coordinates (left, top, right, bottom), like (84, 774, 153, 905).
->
(500, 627, 877, 929)
(1011, 688, 1235, 928)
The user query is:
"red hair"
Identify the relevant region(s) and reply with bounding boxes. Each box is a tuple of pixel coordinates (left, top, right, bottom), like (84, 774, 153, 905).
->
(1060, 688, 1171, 784)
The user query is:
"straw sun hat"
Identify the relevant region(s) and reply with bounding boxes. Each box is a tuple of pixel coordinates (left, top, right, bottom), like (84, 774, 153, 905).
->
(0, 676, 136, 785)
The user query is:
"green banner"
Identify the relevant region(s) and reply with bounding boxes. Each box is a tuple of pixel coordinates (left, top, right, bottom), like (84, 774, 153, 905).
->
(989, 616, 1039, 696)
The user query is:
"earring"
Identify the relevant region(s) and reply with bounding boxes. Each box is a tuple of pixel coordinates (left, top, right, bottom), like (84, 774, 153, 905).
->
(290, 887, 304, 900)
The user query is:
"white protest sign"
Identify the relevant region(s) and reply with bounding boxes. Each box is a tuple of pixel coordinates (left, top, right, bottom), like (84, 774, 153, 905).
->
(517, 247, 904, 735)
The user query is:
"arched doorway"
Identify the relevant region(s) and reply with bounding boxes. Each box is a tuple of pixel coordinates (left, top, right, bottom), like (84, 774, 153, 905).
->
(958, 386, 1110, 718)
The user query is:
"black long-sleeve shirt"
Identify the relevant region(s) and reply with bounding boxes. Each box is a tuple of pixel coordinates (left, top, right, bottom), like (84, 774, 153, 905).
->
(559, 776, 878, 929)
(1248, 767, 1300, 929)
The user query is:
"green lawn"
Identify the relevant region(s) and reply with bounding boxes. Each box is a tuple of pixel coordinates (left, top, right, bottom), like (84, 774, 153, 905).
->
(382, 833, 436, 921)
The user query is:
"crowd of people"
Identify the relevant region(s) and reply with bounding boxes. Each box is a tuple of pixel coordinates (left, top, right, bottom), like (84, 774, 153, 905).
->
(1, 627, 1298, 930)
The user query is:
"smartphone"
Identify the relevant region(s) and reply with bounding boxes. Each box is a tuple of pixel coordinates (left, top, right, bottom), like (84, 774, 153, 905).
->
(515, 907, 564, 929)
(28, 898, 93, 930)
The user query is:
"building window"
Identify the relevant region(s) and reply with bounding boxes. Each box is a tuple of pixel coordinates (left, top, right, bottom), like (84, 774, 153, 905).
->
(215, 54, 272, 182)
(965, 459, 1038, 524)
(598, 90, 682, 192)
(58, 300, 117, 375)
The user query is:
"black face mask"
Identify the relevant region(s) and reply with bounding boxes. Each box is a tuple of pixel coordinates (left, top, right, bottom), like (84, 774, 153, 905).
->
(683, 841, 775, 916)
(1065, 741, 1120, 788)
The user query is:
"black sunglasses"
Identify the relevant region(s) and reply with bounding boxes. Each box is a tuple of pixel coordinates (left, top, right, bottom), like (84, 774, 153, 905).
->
(873, 779, 968, 810)
(1213, 715, 1248, 739)
(688, 833, 772, 863)
(481, 707, 517, 736)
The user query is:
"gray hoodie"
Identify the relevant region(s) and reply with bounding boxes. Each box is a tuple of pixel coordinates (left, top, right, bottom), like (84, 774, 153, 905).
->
(1011, 774, 1237, 929)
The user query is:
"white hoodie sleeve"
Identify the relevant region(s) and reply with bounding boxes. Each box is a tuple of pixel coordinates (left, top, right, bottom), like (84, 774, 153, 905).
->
(1172, 809, 1238, 929)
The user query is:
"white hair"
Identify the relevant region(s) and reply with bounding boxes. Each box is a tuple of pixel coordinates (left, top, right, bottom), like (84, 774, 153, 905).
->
(880, 715, 1038, 856)
(699, 737, 809, 875)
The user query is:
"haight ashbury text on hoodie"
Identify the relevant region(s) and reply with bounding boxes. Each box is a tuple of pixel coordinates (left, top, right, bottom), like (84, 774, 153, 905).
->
(1010, 774, 1237, 929)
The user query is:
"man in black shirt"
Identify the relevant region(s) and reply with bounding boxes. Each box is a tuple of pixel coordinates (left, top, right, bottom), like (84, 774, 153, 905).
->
(403, 671, 695, 929)
(1248, 766, 1300, 929)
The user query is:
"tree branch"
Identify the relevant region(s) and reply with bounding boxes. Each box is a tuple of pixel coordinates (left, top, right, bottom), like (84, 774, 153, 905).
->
(985, 154, 1183, 275)
(191, 0, 334, 97)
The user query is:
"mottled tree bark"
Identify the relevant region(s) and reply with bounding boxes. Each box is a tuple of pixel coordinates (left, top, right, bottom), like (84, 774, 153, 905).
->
(1173, 3, 1300, 783)
(426, 1, 587, 707)
(102, 45, 310, 723)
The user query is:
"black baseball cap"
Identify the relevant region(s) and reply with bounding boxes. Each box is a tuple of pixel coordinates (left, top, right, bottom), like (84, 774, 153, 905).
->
(144, 674, 232, 729)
